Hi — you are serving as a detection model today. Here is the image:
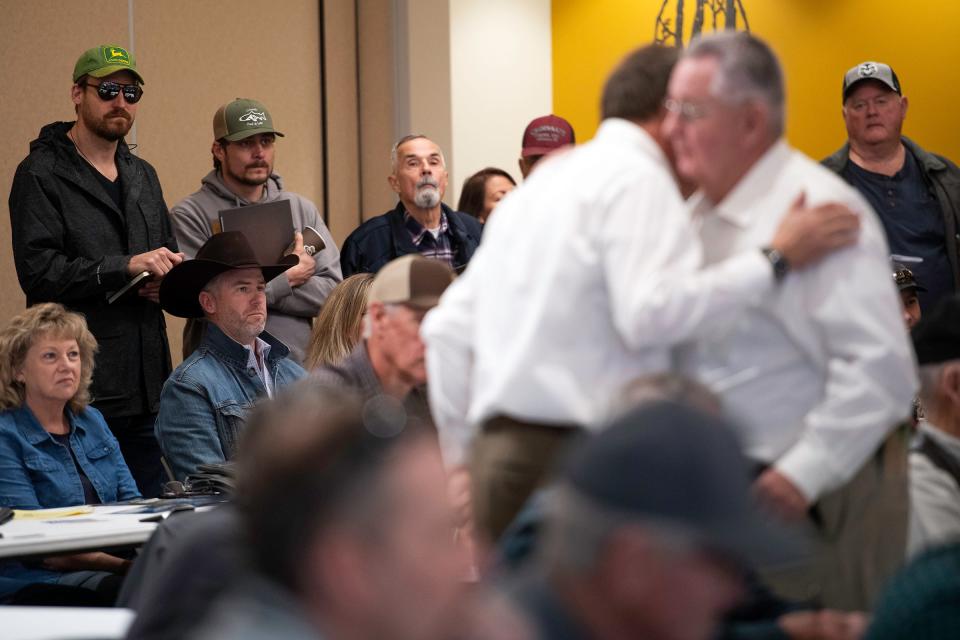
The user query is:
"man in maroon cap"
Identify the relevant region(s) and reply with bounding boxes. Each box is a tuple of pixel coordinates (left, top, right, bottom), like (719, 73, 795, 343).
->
(519, 114, 576, 178)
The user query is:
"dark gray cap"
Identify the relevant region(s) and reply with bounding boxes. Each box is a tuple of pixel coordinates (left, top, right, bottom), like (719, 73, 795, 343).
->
(560, 401, 800, 566)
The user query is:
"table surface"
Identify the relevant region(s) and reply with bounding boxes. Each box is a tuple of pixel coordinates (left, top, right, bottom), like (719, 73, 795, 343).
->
(0, 606, 134, 640)
(0, 505, 160, 559)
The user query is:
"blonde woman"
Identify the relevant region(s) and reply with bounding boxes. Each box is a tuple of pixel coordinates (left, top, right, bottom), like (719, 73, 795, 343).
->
(0, 303, 139, 603)
(304, 273, 374, 370)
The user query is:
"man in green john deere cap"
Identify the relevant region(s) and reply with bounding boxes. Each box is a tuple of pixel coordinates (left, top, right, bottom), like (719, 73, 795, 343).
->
(8, 44, 183, 498)
(170, 98, 342, 365)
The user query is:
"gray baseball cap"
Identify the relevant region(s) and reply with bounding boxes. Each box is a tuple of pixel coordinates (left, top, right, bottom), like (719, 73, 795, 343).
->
(843, 61, 901, 103)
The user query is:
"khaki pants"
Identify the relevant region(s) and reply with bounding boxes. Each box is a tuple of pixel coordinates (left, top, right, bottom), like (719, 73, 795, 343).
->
(469, 416, 582, 544)
(762, 426, 911, 611)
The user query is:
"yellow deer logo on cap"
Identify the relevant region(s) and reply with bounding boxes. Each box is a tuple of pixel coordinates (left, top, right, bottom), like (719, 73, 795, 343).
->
(107, 47, 129, 60)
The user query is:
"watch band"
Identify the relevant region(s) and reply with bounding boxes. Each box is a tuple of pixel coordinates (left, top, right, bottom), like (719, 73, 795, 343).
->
(761, 247, 790, 282)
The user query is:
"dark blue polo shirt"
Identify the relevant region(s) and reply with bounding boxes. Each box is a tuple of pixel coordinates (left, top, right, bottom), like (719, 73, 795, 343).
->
(842, 150, 953, 312)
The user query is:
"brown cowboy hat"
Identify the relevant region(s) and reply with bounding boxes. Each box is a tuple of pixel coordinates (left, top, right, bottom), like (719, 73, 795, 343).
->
(159, 231, 298, 318)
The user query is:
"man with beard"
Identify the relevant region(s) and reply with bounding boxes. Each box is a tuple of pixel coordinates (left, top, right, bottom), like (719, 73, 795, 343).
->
(171, 98, 342, 364)
(340, 135, 483, 276)
(9, 44, 183, 498)
(154, 232, 306, 481)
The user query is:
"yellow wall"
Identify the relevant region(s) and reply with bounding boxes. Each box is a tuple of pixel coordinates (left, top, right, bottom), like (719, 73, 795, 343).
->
(553, 0, 960, 161)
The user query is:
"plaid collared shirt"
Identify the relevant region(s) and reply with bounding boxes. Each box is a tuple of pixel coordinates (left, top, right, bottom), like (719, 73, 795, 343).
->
(403, 209, 456, 268)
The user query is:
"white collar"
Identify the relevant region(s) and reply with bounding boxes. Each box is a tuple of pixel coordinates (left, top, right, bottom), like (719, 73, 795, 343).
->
(689, 139, 793, 227)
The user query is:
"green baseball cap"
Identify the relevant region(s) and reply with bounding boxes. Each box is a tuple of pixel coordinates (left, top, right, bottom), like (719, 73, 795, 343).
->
(212, 98, 285, 141)
(73, 45, 144, 85)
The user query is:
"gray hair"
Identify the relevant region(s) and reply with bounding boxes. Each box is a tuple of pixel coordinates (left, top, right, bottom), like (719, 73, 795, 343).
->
(539, 484, 699, 574)
(390, 134, 446, 173)
(201, 271, 228, 296)
(919, 361, 960, 415)
(361, 302, 399, 340)
(618, 373, 723, 417)
(685, 31, 785, 138)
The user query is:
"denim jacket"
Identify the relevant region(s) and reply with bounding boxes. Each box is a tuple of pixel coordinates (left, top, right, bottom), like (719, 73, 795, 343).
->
(0, 404, 140, 510)
(0, 404, 140, 593)
(155, 323, 305, 481)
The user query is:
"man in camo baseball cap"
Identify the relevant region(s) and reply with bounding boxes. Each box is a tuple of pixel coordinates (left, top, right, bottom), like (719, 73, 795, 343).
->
(212, 98, 285, 141)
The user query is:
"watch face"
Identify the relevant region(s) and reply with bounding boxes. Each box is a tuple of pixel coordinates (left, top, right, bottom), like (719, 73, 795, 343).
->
(762, 248, 788, 281)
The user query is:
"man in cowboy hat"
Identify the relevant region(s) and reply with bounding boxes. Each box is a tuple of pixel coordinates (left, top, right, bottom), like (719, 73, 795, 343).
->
(154, 231, 306, 480)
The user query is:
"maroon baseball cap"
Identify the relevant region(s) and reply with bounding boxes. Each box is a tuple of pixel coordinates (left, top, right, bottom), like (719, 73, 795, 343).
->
(521, 114, 575, 158)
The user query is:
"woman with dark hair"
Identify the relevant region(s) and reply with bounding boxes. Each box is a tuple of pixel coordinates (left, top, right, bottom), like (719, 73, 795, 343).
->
(0, 303, 140, 603)
(457, 167, 516, 223)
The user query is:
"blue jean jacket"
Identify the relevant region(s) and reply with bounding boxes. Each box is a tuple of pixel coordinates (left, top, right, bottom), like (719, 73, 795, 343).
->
(0, 404, 140, 591)
(0, 404, 140, 509)
(155, 323, 305, 481)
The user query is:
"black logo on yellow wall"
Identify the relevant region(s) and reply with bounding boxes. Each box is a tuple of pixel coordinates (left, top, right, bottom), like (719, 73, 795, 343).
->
(655, 0, 750, 48)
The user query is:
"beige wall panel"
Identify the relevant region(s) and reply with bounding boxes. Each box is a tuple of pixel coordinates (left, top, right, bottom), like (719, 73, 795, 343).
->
(1, 0, 129, 327)
(134, 0, 324, 363)
(323, 0, 361, 245)
(1, 0, 324, 366)
(357, 0, 398, 220)
(399, 0, 453, 200)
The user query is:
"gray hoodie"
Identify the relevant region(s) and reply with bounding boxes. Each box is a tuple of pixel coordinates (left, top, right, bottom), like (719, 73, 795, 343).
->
(170, 170, 342, 364)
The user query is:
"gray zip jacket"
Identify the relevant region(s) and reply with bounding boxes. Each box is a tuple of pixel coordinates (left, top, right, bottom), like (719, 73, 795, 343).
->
(170, 170, 342, 364)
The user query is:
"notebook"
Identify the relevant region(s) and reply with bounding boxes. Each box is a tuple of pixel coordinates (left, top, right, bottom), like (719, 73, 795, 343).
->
(219, 200, 294, 264)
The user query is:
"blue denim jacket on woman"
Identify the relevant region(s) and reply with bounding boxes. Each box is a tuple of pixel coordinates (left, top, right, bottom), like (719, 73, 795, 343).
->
(0, 404, 140, 509)
(0, 403, 140, 591)
(154, 322, 305, 481)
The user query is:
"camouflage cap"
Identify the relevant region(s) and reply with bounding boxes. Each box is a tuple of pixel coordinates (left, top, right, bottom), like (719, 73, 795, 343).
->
(213, 98, 285, 142)
(73, 45, 144, 85)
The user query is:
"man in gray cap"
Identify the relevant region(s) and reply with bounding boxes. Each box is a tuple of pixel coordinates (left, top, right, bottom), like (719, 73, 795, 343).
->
(171, 98, 342, 364)
(823, 61, 960, 313)
(908, 295, 960, 557)
(154, 231, 306, 480)
(505, 401, 795, 640)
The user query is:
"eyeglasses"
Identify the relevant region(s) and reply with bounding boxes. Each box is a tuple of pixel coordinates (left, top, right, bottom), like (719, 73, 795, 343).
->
(663, 98, 712, 121)
(84, 80, 143, 104)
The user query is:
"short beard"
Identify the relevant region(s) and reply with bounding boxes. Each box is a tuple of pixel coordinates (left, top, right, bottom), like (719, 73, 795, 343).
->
(82, 107, 133, 142)
(414, 186, 441, 209)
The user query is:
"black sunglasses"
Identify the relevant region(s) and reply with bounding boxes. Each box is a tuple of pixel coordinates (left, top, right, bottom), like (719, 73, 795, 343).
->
(85, 80, 143, 104)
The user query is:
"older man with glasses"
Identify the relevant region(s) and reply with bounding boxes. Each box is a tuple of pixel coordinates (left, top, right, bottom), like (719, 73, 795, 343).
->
(665, 32, 916, 610)
(9, 44, 184, 499)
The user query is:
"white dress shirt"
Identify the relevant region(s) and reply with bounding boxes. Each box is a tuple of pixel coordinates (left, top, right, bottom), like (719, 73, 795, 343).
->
(422, 118, 774, 467)
(243, 337, 274, 398)
(678, 140, 917, 501)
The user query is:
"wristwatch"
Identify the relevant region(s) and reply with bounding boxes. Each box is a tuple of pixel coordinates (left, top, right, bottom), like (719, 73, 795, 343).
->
(761, 247, 790, 282)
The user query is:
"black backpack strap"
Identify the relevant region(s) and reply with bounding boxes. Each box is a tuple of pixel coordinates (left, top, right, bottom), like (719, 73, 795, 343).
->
(915, 432, 960, 488)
